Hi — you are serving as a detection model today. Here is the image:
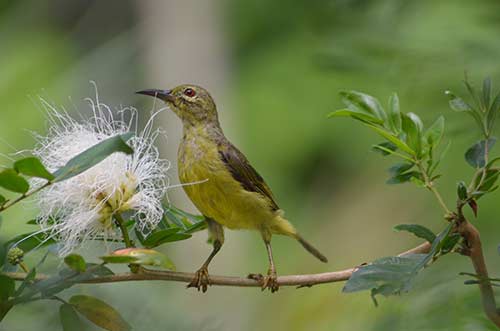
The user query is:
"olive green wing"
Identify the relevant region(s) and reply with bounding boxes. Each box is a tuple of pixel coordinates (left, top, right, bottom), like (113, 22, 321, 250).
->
(218, 143, 280, 211)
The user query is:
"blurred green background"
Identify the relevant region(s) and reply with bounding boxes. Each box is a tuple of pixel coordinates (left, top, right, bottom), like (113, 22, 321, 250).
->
(1, 0, 500, 330)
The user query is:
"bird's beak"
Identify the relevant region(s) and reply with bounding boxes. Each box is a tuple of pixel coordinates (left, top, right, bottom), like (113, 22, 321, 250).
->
(136, 89, 175, 103)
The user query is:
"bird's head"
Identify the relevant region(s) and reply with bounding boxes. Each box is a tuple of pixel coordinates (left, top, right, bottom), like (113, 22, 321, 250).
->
(136, 84, 218, 126)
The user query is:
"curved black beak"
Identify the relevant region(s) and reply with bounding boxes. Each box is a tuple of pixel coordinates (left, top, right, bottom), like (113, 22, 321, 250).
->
(136, 89, 174, 102)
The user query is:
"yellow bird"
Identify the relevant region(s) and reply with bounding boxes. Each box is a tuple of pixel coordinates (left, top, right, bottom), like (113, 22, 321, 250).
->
(137, 85, 327, 292)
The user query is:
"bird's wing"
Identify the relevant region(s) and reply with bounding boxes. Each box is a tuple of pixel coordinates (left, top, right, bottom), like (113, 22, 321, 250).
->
(219, 142, 280, 211)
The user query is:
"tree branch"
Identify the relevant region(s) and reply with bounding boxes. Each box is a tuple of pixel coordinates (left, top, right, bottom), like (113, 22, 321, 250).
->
(2, 242, 431, 287)
(458, 219, 500, 327)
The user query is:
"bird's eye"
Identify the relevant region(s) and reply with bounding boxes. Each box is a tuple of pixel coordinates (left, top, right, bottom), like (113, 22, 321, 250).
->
(183, 88, 196, 97)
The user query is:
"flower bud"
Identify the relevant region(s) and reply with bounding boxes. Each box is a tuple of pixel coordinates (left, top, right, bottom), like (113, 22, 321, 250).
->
(7, 247, 25, 265)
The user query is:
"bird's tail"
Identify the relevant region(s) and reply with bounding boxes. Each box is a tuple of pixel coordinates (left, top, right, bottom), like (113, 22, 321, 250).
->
(272, 214, 328, 263)
(296, 234, 328, 263)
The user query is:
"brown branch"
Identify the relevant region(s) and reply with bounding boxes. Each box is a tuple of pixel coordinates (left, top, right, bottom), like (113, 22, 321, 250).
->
(458, 220, 500, 328)
(2, 242, 431, 288)
(4, 229, 498, 328)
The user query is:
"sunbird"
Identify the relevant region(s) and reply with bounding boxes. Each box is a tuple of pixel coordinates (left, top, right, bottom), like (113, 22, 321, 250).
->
(137, 85, 327, 292)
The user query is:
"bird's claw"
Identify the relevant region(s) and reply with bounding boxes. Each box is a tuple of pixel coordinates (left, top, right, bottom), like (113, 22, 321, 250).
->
(187, 267, 211, 293)
(248, 270, 279, 293)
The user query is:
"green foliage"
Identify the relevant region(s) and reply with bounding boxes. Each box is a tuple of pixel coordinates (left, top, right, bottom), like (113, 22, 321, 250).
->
(142, 228, 190, 248)
(446, 77, 500, 138)
(457, 181, 468, 201)
(0, 169, 30, 194)
(343, 254, 426, 306)
(331, 90, 446, 185)
(13, 157, 54, 181)
(133, 206, 206, 248)
(60, 303, 87, 331)
(0, 275, 15, 302)
(69, 295, 131, 331)
(394, 224, 436, 243)
(64, 254, 87, 273)
(344, 222, 455, 304)
(332, 77, 500, 306)
(3, 231, 55, 256)
(465, 139, 496, 168)
(53, 133, 134, 182)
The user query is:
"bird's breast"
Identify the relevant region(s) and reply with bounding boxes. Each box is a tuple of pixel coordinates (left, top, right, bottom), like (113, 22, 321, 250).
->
(177, 133, 274, 229)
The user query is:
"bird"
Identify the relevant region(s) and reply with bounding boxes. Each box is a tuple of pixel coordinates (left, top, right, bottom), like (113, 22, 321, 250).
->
(137, 85, 327, 292)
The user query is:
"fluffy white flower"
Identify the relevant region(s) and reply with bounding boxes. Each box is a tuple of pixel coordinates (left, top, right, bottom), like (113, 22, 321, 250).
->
(32, 86, 170, 256)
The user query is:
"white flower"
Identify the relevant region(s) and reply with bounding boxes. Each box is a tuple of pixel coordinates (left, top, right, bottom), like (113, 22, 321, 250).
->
(32, 85, 170, 256)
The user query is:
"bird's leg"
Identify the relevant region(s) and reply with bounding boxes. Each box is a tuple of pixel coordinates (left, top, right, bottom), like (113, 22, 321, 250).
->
(262, 239, 279, 292)
(187, 218, 224, 293)
(248, 232, 279, 293)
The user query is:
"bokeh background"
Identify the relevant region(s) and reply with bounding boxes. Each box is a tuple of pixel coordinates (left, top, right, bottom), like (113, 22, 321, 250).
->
(1, 0, 500, 330)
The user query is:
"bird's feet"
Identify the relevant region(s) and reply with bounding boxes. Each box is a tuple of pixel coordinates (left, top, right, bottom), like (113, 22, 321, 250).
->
(248, 269, 279, 293)
(187, 266, 211, 293)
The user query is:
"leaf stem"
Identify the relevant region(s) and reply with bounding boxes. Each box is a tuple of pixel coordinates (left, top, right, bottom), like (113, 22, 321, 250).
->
(416, 161, 451, 214)
(113, 213, 134, 248)
(19, 262, 29, 274)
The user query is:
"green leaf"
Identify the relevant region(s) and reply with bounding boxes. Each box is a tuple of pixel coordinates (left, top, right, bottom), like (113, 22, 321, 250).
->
(424, 116, 445, 147)
(445, 90, 472, 112)
(388, 93, 401, 132)
(386, 171, 421, 185)
(69, 295, 131, 331)
(143, 228, 182, 248)
(440, 233, 461, 254)
(472, 169, 500, 199)
(487, 92, 500, 132)
(53, 133, 134, 182)
(163, 209, 186, 229)
(388, 163, 414, 176)
(465, 138, 496, 168)
(401, 113, 423, 156)
(64, 254, 87, 273)
(60, 303, 88, 331)
(457, 181, 468, 200)
(372, 142, 397, 156)
(0, 194, 5, 207)
(14, 268, 37, 297)
(394, 224, 436, 243)
(366, 125, 415, 155)
(0, 169, 29, 194)
(84, 264, 114, 276)
(163, 205, 206, 230)
(343, 222, 453, 303)
(100, 248, 175, 270)
(184, 220, 208, 234)
(483, 77, 492, 109)
(464, 78, 481, 107)
(343, 254, 427, 294)
(417, 222, 454, 269)
(0, 275, 15, 302)
(13, 157, 54, 181)
(340, 90, 387, 122)
(328, 109, 383, 125)
(0, 302, 12, 321)
(446, 89, 485, 132)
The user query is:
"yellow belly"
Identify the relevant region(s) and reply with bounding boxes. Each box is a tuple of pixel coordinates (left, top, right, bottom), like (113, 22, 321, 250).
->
(178, 133, 276, 230)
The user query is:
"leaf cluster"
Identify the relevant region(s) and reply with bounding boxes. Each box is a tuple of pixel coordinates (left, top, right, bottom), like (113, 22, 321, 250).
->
(329, 91, 446, 185)
(331, 76, 500, 305)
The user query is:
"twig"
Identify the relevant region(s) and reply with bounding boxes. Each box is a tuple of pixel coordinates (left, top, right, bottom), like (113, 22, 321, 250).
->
(416, 161, 451, 214)
(0, 182, 51, 212)
(457, 219, 500, 327)
(2, 242, 431, 288)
